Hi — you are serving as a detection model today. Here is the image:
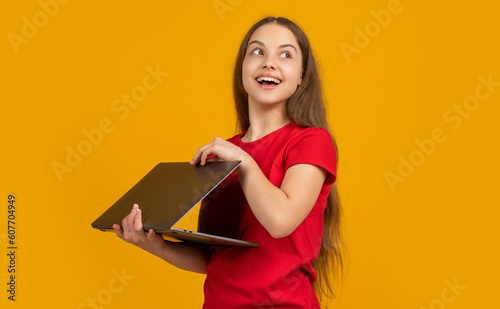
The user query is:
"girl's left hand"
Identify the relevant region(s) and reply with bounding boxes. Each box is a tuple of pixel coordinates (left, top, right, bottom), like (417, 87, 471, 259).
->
(190, 137, 251, 167)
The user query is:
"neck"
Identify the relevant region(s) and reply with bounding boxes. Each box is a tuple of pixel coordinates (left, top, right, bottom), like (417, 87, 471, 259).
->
(243, 98, 291, 142)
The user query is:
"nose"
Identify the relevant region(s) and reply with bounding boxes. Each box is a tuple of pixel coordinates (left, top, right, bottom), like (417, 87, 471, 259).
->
(263, 55, 276, 69)
(263, 62, 275, 69)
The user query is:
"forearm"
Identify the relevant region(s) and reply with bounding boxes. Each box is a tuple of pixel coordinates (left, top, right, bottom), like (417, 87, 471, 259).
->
(154, 240, 211, 274)
(237, 158, 291, 238)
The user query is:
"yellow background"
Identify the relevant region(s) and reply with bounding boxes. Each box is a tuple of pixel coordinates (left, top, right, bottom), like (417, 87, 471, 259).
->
(2, 0, 499, 308)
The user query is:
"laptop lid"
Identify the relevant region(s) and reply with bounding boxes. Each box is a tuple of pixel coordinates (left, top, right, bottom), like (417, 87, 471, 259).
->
(91, 161, 257, 247)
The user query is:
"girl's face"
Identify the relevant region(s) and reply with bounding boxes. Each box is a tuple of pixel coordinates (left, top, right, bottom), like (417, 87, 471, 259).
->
(242, 23, 303, 109)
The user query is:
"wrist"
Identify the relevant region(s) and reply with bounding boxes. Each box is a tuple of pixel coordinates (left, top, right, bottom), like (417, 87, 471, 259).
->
(139, 236, 168, 257)
(239, 150, 253, 166)
(237, 153, 257, 177)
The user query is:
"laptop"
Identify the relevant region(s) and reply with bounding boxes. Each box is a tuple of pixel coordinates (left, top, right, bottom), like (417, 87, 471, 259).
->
(91, 161, 258, 247)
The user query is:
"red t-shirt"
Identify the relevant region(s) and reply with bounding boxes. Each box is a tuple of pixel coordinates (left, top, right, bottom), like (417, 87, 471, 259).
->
(202, 121, 337, 308)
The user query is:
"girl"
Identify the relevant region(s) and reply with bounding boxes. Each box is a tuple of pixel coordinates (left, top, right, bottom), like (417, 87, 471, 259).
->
(113, 16, 345, 308)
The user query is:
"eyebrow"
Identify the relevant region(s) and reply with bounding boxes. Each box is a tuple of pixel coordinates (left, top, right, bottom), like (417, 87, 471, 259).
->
(247, 40, 298, 53)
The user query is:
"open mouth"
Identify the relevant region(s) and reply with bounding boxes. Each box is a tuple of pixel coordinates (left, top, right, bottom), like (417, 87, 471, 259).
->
(256, 76, 281, 86)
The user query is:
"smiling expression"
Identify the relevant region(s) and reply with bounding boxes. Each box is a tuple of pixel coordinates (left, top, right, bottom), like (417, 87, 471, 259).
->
(242, 23, 303, 108)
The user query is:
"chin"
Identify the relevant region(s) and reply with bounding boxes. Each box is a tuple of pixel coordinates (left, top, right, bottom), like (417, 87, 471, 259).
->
(249, 96, 288, 107)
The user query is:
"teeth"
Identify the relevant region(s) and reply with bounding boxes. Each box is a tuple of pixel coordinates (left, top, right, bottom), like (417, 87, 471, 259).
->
(256, 76, 281, 84)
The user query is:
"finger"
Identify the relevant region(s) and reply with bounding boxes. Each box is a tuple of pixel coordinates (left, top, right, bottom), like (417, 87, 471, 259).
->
(121, 216, 130, 238)
(126, 203, 138, 226)
(206, 156, 222, 162)
(191, 139, 218, 165)
(121, 204, 137, 239)
(191, 146, 208, 165)
(147, 229, 157, 240)
(113, 224, 124, 239)
(200, 150, 207, 166)
(200, 147, 216, 166)
(134, 207, 143, 232)
(190, 150, 201, 165)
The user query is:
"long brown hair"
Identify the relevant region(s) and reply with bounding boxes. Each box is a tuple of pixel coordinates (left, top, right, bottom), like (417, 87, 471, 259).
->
(232, 16, 347, 305)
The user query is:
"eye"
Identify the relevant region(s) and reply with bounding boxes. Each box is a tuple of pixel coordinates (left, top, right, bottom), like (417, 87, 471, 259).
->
(280, 51, 292, 59)
(251, 48, 264, 56)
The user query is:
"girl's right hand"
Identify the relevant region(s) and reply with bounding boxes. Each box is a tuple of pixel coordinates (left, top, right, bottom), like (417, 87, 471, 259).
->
(113, 204, 167, 256)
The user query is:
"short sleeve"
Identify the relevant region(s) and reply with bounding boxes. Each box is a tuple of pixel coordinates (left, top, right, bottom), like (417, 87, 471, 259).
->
(284, 127, 337, 184)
